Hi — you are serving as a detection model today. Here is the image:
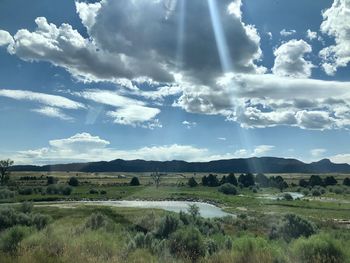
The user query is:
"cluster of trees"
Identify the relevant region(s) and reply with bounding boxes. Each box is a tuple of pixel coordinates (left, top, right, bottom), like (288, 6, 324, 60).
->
(299, 175, 338, 188)
(256, 174, 288, 191)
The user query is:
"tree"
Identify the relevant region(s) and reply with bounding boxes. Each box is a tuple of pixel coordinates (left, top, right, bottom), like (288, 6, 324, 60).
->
(206, 174, 219, 187)
(255, 173, 270, 187)
(68, 177, 79, 187)
(343, 178, 350, 186)
(201, 176, 208, 186)
(187, 204, 200, 218)
(324, 176, 337, 186)
(238, 173, 255, 188)
(130, 177, 140, 186)
(299, 179, 309, 188)
(226, 173, 238, 186)
(0, 159, 14, 185)
(47, 176, 57, 185)
(151, 171, 161, 188)
(309, 175, 323, 187)
(187, 177, 198, 187)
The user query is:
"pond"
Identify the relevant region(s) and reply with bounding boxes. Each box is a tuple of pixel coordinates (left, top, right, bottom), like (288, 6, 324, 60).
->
(38, 200, 234, 218)
(258, 192, 304, 200)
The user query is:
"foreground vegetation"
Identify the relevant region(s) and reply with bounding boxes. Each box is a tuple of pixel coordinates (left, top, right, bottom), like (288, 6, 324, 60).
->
(0, 162, 350, 262)
(0, 203, 349, 263)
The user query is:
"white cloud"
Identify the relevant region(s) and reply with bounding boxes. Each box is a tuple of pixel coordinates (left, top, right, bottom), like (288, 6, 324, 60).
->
(12, 133, 276, 165)
(329, 153, 350, 164)
(218, 137, 227, 141)
(272, 39, 314, 78)
(175, 73, 350, 130)
(310, 148, 326, 158)
(280, 29, 296, 37)
(182, 120, 197, 129)
(0, 30, 13, 47)
(76, 89, 161, 128)
(0, 89, 84, 109)
(306, 29, 317, 40)
(320, 0, 350, 75)
(107, 106, 161, 129)
(253, 145, 275, 155)
(32, 107, 73, 121)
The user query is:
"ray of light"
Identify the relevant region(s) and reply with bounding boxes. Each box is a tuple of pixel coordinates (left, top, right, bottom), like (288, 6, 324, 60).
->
(207, 0, 232, 72)
(176, 0, 186, 69)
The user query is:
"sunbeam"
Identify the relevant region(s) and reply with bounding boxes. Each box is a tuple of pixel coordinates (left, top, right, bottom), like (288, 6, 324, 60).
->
(207, 0, 232, 72)
(176, 0, 186, 69)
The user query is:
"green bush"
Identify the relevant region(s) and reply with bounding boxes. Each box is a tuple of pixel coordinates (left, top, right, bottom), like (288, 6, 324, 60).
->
(18, 187, 33, 195)
(60, 185, 72, 196)
(283, 193, 293, 201)
(46, 184, 60, 195)
(188, 177, 198, 187)
(130, 177, 140, 186)
(312, 189, 321, 196)
(89, 188, 99, 194)
(218, 183, 238, 195)
(155, 214, 180, 238)
(270, 214, 317, 242)
(206, 239, 219, 255)
(31, 213, 51, 230)
(292, 233, 345, 263)
(68, 177, 79, 187)
(20, 202, 33, 214)
(343, 177, 350, 186)
(169, 226, 206, 261)
(0, 188, 15, 199)
(0, 226, 31, 253)
(85, 213, 108, 230)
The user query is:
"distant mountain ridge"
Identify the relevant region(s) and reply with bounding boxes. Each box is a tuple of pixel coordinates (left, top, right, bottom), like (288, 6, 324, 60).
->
(10, 157, 350, 173)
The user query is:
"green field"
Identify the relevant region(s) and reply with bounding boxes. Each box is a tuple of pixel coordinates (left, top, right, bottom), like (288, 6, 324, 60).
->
(1, 172, 350, 262)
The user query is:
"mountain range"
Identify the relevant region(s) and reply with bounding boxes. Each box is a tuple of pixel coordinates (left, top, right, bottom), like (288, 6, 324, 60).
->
(10, 157, 350, 173)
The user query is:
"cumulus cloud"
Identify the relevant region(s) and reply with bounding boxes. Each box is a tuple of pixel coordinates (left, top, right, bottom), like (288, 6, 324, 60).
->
(0, 0, 265, 89)
(272, 39, 314, 78)
(329, 153, 350, 164)
(320, 0, 350, 75)
(306, 29, 317, 40)
(280, 29, 296, 37)
(12, 133, 276, 164)
(175, 73, 350, 130)
(182, 120, 197, 129)
(0, 30, 13, 47)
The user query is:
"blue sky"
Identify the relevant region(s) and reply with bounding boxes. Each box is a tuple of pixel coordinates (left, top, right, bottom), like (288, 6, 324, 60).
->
(0, 0, 350, 165)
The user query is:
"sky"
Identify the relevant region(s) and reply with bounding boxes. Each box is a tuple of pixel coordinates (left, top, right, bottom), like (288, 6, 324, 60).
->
(0, 0, 350, 165)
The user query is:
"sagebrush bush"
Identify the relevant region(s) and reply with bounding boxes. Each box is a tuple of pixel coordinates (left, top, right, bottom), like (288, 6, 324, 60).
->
(169, 226, 206, 261)
(0, 188, 15, 199)
(292, 233, 345, 263)
(270, 214, 317, 242)
(0, 226, 31, 253)
(85, 213, 108, 230)
(156, 214, 180, 238)
(218, 183, 238, 195)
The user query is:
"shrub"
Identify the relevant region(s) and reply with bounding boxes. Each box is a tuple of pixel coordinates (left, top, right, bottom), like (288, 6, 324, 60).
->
(309, 175, 323, 187)
(334, 187, 343, 195)
(60, 185, 72, 196)
(46, 184, 60, 195)
(283, 193, 293, 201)
(299, 179, 309, 188)
(292, 233, 345, 263)
(255, 173, 270, 187)
(100, 190, 107, 195)
(188, 177, 198, 187)
(169, 227, 206, 261)
(187, 204, 200, 218)
(20, 202, 33, 214)
(18, 187, 33, 195)
(85, 213, 108, 230)
(89, 188, 99, 194)
(343, 178, 350, 186)
(47, 176, 57, 185)
(0, 188, 15, 199)
(68, 177, 79, 187)
(31, 213, 51, 230)
(302, 189, 310, 196)
(155, 214, 180, 238)
(206, 239, 219, 255)
(130, 177, 140, 186)
(312, 189, 321, 196)
(238, 173, 255, 188)
(0, 226, 31, 253)
(271, 214, 317, 242)
(226, 173, 238, 186)
(218, 183, 238, 195)
(224, 236, 233, 250)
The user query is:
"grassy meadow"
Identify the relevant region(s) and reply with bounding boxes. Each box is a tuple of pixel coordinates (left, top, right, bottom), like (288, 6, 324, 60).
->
(0, 171, 350, 262)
